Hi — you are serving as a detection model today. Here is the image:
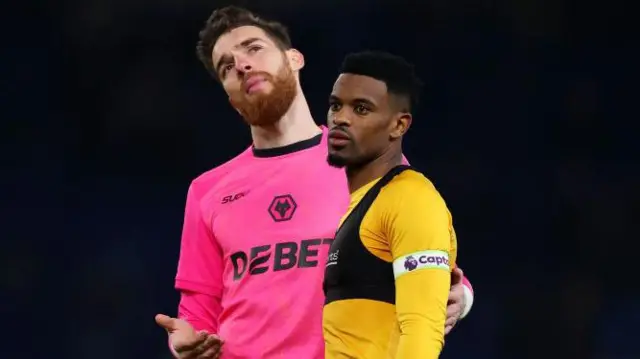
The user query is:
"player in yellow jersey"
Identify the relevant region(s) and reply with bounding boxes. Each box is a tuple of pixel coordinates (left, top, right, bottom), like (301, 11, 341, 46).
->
(323, 51, 457, 359)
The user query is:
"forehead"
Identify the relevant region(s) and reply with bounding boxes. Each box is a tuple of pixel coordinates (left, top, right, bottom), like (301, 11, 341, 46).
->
(332, 74, 388, 101)
(212, 26, 274, 60)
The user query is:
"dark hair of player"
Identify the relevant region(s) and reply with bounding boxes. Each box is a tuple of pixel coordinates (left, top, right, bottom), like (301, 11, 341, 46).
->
(339, 51, 423, 112)
(196, 6, 293, 79)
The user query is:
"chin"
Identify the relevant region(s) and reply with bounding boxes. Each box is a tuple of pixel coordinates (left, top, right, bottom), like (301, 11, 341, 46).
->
(327, 154, 348, 168)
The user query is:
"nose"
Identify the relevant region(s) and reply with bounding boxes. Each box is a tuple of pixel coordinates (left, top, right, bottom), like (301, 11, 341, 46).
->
(234, 56, 252, 74)
(330, 111, 350, 127)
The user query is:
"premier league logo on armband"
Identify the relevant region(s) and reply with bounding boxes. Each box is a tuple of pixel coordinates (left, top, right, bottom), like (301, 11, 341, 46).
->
(404, 256, 419, 271)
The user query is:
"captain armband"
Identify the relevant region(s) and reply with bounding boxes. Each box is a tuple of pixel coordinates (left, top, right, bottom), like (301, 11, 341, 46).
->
(392, 250, 450, 279)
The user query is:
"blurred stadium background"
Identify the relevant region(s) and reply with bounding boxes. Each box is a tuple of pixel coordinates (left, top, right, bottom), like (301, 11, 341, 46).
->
(2, 0, 636, 358)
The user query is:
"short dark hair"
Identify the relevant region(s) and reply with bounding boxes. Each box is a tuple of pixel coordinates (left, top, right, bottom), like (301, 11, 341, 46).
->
(339, 51, 422, 111)
(196, 6, 292, 78)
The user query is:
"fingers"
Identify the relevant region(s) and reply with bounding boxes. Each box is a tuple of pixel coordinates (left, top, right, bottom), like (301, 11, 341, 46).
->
(156, 314, 177, 332)
(444, 323, 453, 335)
(451, 267, 464, 284)
(446, 301, 461, 324)
(157, 314, 223, 359)
(444, 311, 457, 335)
(447, 301, 460, 318)
(201, 343, 223, 359)
(179, 333, 223, 359)
(198, 333, 223, 353)
(175, 331, 208, 353)
(448, 279, 465, 303)
(444, 299, 462, 335)
(197, 336, 224, 359)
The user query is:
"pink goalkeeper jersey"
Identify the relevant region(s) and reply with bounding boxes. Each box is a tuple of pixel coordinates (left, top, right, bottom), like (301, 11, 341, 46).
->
(175, 127, 347, 359)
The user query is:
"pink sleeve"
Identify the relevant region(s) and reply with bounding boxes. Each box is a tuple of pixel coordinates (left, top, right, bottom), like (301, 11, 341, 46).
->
(174, 183, 224, 319)
(462, 276, 473, 294)
(178, 291, 222, 332)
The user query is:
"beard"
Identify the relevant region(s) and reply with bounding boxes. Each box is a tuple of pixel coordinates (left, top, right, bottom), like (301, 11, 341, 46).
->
(327, 148, 375, 170)
(229, 63, 297, 127)
(327, 153, 348, 168)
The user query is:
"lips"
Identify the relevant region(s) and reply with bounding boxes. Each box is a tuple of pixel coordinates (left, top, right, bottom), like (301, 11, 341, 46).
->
(328, 130, 350, 141)
(328, 129, 351, 147)
(244, 76, 267, 94)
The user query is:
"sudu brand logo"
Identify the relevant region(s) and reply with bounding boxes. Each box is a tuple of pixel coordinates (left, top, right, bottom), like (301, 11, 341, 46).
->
(221, 191, 247, 204)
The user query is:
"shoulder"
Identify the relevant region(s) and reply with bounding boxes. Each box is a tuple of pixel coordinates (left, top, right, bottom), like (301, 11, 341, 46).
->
(381, 169, 442, 200)
(189, 148, 253, 200)
(375, 169, 449, 220)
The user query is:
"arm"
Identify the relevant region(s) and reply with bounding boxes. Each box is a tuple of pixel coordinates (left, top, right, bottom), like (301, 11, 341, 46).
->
(178, 291, 222, 333)
(384, 179, 453, 359)
(400, 155, 474, 323)
(174, 183, 225, 332)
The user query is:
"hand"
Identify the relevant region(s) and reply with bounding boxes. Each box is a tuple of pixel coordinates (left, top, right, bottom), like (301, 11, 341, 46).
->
(156, 314, 224, 359)
(444, 267, 466, 335)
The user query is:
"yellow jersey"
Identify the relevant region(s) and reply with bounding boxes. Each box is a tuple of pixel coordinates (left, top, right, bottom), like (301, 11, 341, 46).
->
(323, 165, 457, 359)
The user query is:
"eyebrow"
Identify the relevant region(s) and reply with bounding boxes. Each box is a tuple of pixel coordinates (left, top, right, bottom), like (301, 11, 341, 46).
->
(214, 37, 264, 75)
(329, 94, 376, 107)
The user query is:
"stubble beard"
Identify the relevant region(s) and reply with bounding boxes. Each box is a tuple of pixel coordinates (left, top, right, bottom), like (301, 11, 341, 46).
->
(327, 153, 348, 168)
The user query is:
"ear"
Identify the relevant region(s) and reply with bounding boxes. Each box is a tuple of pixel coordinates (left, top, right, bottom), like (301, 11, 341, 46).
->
(285, 48, 305, 72)
(389, 113, 412, 140)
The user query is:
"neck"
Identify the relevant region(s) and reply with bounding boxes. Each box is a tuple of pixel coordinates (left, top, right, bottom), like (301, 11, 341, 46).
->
(250, 89, 321, 149)
(346, 146, 403, 193)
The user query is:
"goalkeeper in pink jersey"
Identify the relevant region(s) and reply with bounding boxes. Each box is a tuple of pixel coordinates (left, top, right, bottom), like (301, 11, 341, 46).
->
(155, 6, 474, 359)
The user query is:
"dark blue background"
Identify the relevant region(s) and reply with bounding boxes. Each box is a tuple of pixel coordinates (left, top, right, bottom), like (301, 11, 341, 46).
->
(2, 0, 636, 358)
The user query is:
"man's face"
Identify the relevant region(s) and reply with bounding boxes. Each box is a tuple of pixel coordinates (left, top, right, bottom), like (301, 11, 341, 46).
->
(326, 74, 397, 168)
(212, 26, 298, 126)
